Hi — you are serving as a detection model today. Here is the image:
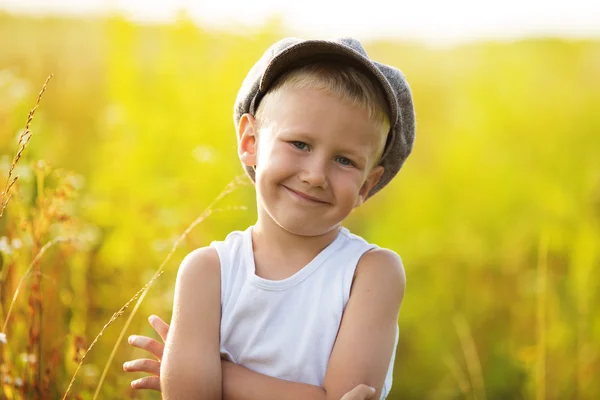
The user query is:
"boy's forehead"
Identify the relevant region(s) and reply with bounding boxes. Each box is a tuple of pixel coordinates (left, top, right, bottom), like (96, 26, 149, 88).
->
(271, 84, 384, 120)
(262, 87, 387, 154)
(261, 86, 371, 124)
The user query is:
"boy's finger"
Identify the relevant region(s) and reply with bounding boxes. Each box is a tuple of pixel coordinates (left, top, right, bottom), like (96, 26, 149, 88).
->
(148, 315, 170, 341)
(128, 335, 165, 360)
(123, 358, 161, 375)
(131, 376, 161, 391)
(340, 384, 376, 400)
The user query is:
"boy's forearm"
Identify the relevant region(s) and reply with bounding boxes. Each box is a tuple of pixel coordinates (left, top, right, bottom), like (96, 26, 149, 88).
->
(161, 360, 222, 400)
(221, 360, 328, 400)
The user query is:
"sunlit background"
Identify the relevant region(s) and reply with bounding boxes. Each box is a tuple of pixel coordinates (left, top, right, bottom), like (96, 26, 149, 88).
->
(0, 1, 599, 399)
(3, 0, 600, 44)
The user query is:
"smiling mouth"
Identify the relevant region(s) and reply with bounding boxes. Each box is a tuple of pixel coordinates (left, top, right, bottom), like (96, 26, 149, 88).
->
(282, 186, 329, 204)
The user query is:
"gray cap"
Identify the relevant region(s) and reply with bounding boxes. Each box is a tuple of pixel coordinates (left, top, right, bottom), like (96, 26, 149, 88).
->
(234, 37, 415, 198)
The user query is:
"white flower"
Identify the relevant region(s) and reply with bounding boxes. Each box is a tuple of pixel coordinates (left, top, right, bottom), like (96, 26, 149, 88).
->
(14, 377, 23, 387)
(20, 353, 36, 364)
(11, 238, 22, 249)
(0, 237, 11, 255)
(0, 332, 6, 344)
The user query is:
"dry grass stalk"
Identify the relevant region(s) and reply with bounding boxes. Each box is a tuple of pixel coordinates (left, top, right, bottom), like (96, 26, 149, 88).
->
(62, 176, 249, 400)
(2, 237, 76, 333)
(453, 314, 487, 400)
(0, 74, 53, 220)
(443, 354, 471, 396)
(61, 270, 165, 400)
(92, 203, 249, 400)
(0, 76, 60, 398)
(536, 232, 548, 400)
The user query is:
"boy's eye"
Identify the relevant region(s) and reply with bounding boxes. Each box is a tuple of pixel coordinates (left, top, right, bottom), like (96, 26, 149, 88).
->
(335, 156, 355, 167)
(291, 141, 309, 150)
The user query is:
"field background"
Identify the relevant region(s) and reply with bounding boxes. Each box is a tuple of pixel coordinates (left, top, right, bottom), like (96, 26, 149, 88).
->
(0, 11, 599, 399)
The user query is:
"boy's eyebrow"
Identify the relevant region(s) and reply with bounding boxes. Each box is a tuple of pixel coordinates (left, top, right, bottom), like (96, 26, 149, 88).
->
(278, 128, 314, 138)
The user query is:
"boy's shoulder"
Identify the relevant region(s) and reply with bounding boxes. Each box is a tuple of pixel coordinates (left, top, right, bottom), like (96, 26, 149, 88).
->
(338, 227, 405, 294)
(179, 227, 250, 277)
(354, 247, 406, 298)
(176, 246, 221, 283)
(181, 245, 220, 265)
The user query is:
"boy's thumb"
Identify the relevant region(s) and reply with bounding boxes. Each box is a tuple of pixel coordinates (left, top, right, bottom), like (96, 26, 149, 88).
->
(341, 384, 376, 400)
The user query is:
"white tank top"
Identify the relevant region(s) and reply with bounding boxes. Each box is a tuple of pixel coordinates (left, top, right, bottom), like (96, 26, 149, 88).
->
(212, 226, 398, 399)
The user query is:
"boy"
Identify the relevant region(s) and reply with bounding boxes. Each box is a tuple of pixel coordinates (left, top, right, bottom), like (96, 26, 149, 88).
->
(123, 37, 415, 399)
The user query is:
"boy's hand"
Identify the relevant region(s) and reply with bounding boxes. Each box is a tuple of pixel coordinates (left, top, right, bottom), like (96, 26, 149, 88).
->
(123, 315, 376, 399)
(123, 315, 169, 391)
(340, 384, 376, 400)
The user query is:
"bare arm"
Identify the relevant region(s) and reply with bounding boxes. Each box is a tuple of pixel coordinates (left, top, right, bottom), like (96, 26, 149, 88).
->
(218, 248, 404, 400)
(126, 319, 375, 400)
(321, 248, 405, 399)
(221, 362, 377, 400)
(160, 247, 222, 400)
(221, 360, 327, 400)
(125, 248, 404, 399)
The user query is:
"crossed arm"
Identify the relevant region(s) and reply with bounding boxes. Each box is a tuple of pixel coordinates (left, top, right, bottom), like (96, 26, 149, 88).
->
(124, 246, 405, 399)
(125, 316, 378, 400)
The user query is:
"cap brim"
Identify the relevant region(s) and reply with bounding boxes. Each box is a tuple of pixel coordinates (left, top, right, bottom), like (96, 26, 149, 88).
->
(257, 40, 399, 126)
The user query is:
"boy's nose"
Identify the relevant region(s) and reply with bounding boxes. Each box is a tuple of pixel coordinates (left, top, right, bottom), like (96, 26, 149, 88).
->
(300, 159, 328, 189)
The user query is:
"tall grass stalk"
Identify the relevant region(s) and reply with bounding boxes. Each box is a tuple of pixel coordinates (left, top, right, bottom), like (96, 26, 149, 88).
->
(0, 74, 56, 398)
(0, 74, 52, 220)
(443, 354, 471, 396)
(453, 314, 486, 400)
(1, 237, 76, 333)
(91, 203, 247, 400)
(536, 232, 548, 400)
(60, 270, 165, 400)
(61, 177, 249, 399)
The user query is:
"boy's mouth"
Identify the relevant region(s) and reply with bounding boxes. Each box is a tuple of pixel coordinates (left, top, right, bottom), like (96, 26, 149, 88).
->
(281, 185, 330, 205)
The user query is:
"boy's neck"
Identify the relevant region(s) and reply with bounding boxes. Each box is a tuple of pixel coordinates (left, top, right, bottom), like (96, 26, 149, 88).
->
(251, 211, 341, 281)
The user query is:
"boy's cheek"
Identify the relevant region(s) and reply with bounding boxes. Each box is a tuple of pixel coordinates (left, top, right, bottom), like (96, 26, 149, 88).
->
(269, 147, 298, 167)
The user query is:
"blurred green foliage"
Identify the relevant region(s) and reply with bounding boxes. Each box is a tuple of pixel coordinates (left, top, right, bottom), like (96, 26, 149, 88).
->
(0, 11, 599, 399)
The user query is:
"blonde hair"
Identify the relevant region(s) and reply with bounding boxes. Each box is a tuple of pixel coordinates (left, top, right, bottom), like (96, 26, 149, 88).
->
(255, 61, 391, 149)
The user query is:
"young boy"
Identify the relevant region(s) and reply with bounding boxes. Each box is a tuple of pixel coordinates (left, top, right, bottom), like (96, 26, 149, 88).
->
(123, 37, 415, 399)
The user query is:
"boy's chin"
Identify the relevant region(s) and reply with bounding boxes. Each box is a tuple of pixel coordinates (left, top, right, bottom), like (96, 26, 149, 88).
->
(275, 219, 341, 238)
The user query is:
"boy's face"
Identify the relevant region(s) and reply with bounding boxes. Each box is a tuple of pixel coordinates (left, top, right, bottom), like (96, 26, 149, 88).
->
(237, 86, 386, 237)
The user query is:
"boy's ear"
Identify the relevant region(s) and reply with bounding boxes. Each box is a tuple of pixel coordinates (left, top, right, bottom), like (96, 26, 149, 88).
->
(237, 113, 258, 167)
(355, 165, 385, 207)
